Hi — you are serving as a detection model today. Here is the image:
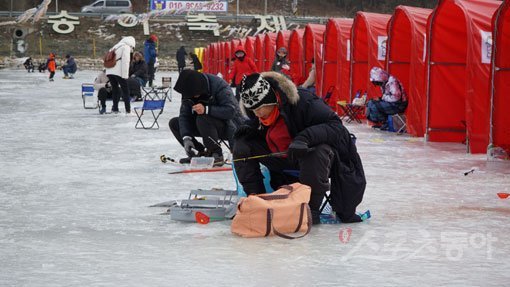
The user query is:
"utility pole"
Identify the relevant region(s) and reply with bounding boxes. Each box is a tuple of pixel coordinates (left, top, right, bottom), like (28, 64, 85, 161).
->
(264, 0, 267, 15)
(55, 0, 58, 12)
(236, 0, 239, 23)
(10, 0, 13, 17)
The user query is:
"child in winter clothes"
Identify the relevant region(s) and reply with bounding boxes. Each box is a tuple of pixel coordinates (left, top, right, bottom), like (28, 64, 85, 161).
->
(144, 34, 158, 87)
(228, 45, 258, 101)
(46, 53, 56, 81)
(271, 46, 302, 85)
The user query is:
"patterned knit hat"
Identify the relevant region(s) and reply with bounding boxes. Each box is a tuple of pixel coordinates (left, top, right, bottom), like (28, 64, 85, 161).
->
(370, 67, 389, 83)
(240, 73, 277, 110)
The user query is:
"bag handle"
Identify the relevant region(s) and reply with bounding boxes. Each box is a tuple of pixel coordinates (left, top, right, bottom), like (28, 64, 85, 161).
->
(238, 185, 295, 211)
(266, 203, 312, 240)
(257, 185, 294, 201)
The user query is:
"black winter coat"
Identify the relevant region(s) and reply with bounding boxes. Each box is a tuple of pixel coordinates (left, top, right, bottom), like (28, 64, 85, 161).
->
(176, 47, 187, 67)
(178, 73, 244, 143)
(191, 54, 203, 71)
(240, 71, 366, 222)
(129, 60, 148, 83)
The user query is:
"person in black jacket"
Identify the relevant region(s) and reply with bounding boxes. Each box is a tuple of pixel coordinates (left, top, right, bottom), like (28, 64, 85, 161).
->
(127, 51, 148, 100)
(23, 57, 35, 72)
(233, 72, 366, 224)
(169, 70, 244, 165)
(176, 46, 187, 73)
(190, 52, 203, 71)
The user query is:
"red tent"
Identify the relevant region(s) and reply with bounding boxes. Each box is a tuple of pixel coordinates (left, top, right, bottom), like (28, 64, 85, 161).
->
(222, 42, 232, 82)
(276, 30, 291, 49)
(288, 29, 305, 85)
(231, 38, 242, 54)
(212, 42, 220, 74)
(350, 12, 391, 101)
(203, 46, 209, 73)
(244, 36, 255, 60)
(264, 33, 277, 72)
(217, 42, 224, 76)
(254, 34, 265, 71)
(386, 6, 432, 137)
(321, 18, 353, 110)
(303, 24, 326, 96)
(490, 0, 510, 155)
(425, 0, 501, 154)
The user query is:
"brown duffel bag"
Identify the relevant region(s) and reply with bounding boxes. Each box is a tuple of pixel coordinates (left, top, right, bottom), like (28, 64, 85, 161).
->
(231, 183, 312, 239)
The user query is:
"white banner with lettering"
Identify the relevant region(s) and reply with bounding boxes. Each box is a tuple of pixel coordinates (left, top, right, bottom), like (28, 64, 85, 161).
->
(151, 1, 228, 13)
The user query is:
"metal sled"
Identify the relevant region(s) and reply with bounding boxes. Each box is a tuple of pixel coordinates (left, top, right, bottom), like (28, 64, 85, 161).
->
(169, 188, 238, 222)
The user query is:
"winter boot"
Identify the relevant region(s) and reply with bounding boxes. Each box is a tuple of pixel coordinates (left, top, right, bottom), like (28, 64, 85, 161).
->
(311, 210, 321, 225)
(99, 106, 106, 114)
(212, 153, 224, 167)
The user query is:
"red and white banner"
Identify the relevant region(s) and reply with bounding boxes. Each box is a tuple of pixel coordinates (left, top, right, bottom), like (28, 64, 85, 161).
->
(151, 1, 228, 13)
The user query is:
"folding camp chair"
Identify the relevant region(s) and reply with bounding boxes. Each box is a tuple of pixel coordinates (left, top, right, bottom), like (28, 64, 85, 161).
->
(81, 83, 98, 109)
(338, 91, 367, 123)
(388, 113, 407, 134)
(161, 76, 173, 102)
(135, 80, 172, 129)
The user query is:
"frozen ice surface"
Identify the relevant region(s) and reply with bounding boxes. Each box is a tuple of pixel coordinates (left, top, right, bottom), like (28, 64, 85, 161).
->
(0, 69, 509, 286)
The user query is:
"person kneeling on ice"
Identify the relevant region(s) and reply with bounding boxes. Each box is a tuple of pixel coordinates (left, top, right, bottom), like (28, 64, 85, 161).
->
(233, 72, 366, 224)
(169, 70, 244, 166)
(62, 54, 77, 79)
(365, 67, 408, 130)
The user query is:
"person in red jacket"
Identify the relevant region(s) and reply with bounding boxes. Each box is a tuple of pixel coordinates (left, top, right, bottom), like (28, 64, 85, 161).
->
(46, 53, 56, 82)
(229, 45, 258, 101)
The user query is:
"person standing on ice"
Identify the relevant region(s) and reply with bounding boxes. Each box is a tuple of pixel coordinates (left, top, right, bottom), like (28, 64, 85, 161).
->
(271, 46, 290, 75)
(271, 46, 303, 86)
(144, 34, 158, 87)
(106, 36, 136, 114)
(366, 67, 408, 130)
(189, 52, 203, 71)
(176, 46, 187, 74)
(46, 52, 56, 82)
(229, 45, 258, 102)
(233, 72, 366, 224)
(169, 70, 244, 166)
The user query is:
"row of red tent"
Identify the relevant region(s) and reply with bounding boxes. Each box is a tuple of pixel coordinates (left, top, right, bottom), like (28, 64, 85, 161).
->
(200, 0, 510, 157)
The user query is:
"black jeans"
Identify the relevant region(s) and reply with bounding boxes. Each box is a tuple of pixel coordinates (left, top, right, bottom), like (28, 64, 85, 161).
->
(97, 87, 112, 108)
(148, 62, 155, 86)
(169, 115, 228, 155)
(107, 75, 130, 113)
(233, 136, 334, 212)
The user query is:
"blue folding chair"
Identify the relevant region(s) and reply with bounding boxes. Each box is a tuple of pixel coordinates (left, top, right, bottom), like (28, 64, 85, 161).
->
(81, 83, 98, 109)
(134, 84, 171, 129)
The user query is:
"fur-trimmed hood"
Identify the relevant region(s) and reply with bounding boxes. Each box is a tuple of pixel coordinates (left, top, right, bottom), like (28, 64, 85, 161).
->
(239, 71, 299, 116)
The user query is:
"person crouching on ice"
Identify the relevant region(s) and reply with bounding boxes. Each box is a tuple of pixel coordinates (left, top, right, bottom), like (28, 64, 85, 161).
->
(169, 70, 244, 166)
(233, 72, 366, 224)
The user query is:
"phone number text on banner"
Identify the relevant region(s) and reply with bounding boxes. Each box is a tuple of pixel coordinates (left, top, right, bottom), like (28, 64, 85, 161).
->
(151, 1, 228, 13)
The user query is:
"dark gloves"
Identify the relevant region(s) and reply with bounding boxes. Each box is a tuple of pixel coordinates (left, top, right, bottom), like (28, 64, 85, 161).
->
(287, 140, 309, 161)
(183, 137, 197, 157)
(234, 125, 258, 140)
